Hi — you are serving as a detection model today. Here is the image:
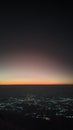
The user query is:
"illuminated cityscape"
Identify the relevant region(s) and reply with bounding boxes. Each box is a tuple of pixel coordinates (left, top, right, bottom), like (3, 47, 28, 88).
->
(0, 95, 73, 120)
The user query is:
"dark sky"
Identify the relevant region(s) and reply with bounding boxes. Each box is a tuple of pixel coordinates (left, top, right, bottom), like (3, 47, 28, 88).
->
(0, 2, 73, 84)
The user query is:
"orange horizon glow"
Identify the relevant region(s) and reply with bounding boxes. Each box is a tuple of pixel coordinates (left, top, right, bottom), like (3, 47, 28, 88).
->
(0, 79, 73, 85)
(0, 52, 73, 86)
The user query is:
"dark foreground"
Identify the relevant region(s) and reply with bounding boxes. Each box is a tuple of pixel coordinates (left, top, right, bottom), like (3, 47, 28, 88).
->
(0, 111, 73, 130)
(0, 85, 73, 129)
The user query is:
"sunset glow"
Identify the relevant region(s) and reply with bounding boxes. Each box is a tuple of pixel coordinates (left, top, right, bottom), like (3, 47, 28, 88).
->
(0, 52, 73, 85)
(0, 79, 73, 85)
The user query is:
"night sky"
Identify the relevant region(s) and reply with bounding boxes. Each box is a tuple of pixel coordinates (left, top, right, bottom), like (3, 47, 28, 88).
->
(0, 3, 73, 84)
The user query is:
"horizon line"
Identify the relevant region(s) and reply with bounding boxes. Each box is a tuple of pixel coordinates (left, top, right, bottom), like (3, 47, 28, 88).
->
(0, 83, 73, 86)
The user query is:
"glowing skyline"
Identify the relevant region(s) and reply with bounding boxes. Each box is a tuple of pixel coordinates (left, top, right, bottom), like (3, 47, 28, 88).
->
(0, 52, 73, 85)
(0, 6, 73, 85)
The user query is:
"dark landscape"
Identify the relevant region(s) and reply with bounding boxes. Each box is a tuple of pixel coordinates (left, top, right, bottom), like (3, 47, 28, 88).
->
(0, 85, 73, 130)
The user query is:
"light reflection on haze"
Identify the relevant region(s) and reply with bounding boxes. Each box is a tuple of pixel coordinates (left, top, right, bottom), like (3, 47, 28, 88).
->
(0, 51, 73, 84)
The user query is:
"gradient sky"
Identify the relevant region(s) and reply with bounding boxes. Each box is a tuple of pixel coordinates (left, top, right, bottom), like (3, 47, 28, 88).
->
(0, 3, 73, 84)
